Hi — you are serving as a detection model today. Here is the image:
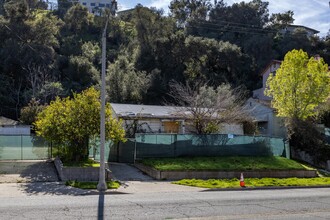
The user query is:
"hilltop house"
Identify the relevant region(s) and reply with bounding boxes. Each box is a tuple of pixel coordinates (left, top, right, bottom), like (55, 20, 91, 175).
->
(280, 25, 319, 38)
(66, 0, 117, 15)
(111, 103, 244, 137)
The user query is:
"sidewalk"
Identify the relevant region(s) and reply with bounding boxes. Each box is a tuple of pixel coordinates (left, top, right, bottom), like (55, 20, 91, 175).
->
(108, 163, 201, 193)
(0, 162, 201, 197)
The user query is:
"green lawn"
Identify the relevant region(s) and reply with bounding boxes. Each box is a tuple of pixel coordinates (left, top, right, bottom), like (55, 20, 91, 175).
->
(63, 158, 100, 167)
(173, 177, 330, 188)
(141, 156, 310, 171)
(65, 180, 120, 189)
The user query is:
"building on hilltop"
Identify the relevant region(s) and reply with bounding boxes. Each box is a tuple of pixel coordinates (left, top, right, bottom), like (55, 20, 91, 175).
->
(280, 25, 319, 38)
(63, 0, 117, 15)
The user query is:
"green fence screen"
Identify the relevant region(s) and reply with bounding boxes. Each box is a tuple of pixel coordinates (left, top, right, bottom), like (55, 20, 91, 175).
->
(0, 135, 49, 160)
(91, 134, 290, 163)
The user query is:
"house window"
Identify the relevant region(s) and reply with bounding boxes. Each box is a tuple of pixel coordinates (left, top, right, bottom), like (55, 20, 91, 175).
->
(82, 2, 86, 5)
(91, 3, 95, 6)
(106, 4, 110, 7)
(163, 121, 179, 133)
(257, 122, 268, 135)
(99, 3, 105, 7)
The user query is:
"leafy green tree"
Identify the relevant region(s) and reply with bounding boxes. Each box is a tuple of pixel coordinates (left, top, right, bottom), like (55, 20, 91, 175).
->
(3, 0, 30, 22)
(265, 49, 330, 160)
(19, 98, 45, 126)
(269, 10, 294, 29)
(107, 54, 150, 103)
(64, 4, 94, 33)
(182, 36, 247, 86)
(38, 81, 65, 103)
(265, 49, 330, 120)
(132, 5, 176, 72)
(169, 0, 211, 26)
(63, 55, 100, 92)
(35, 87, 126, 162)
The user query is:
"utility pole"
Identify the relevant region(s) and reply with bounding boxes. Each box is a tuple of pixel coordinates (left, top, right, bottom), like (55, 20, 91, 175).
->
(97, 0, 117, 192)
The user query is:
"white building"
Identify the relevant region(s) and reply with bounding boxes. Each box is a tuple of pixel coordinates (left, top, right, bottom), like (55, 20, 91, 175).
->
(0, 116, 31, 135)
(280, 25, 319, 38)
(66, 0, 117, 14)
(111, 103, 244, 136)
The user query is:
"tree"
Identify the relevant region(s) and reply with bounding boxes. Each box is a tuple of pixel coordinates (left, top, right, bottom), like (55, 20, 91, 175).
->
(106, 54, 150, 103)
(265, 49, 330, 160)
(35, 87, 126, 162)
(168, 81, 250, 134)
(265, 49, 330, 120)
(64, 4, 94, 33)
(269, 10, 294, 29)
(19, 98, 45, 126)
(169, 0, 211, 26)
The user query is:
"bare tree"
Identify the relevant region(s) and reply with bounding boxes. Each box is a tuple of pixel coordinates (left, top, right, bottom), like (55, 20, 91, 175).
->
(23, 63, 49, 98)
(23, 63, 64, 103)
(168, 81, 252, 134)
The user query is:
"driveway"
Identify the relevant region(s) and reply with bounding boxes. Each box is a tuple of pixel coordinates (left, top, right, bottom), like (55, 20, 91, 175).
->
(0, 161, 200, 196)
(108, 162, 201, 194)
(0, 160, 59, 183)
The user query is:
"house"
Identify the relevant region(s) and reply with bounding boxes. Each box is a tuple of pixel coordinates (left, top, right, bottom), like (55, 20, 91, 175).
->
(0, 116, 31, 135)
(280, 25, 319, 38)
(250, 60, 286, 137)
(252, 60, 281, 101)
(246, 98, 286, 137)
(250, 55, 328, 137)
(111, 103, 244, 136)
(66, 0, 117, 15)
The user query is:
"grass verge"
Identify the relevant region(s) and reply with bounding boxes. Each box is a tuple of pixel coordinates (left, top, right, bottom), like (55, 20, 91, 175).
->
(141, 156, 310, 171)
(173, 177, 330, 188)
(65, 180, 120, 189)
(63, 159, 100, 167)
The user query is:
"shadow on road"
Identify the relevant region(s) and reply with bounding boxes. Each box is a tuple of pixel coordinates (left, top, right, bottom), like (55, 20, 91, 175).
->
(19, 161, 59, 182)
(109, 162, 153, 181)
(20, 182, 91, 196)
(98, 191, 105, 220)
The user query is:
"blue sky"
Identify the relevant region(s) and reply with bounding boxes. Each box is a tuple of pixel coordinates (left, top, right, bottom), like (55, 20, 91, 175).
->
(118, 0, 329, 37)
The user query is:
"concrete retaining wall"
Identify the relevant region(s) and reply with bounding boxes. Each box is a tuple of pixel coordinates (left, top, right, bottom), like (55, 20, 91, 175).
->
(135, 163, 318, 180)
(291, 150, 330, 172)
(54, 157, 110, 181)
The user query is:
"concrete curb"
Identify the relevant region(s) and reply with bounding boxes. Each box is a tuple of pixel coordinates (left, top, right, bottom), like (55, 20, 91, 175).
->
(200, 185, 330, 192)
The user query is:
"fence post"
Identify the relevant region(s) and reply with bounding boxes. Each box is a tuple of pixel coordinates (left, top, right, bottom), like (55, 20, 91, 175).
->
(21, 135, 23, 160)
(134, 139, 137, 164)
(174, 134, 177, 157)
(284, 139, 290, 159)
(50, 141, 53, 159)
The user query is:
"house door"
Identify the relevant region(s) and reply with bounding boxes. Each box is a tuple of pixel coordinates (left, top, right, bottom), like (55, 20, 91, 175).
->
(163, 121, 179, 133)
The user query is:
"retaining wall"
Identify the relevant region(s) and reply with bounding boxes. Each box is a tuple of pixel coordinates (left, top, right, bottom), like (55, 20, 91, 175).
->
(135, 163, 318, 180)
(54, 157, 111, 181)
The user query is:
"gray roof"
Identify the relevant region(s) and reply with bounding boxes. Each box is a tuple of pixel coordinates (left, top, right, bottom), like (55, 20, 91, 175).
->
(245, 98, 274, 122)
(111, 103, 189, 119)
(0, 116, 18, 126)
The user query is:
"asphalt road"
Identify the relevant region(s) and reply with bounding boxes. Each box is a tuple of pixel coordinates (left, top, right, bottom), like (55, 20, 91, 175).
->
(0, 187, 329, 220)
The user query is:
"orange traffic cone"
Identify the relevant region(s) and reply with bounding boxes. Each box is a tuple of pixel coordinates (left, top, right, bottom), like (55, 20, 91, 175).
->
(240, 173, 245, 187)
